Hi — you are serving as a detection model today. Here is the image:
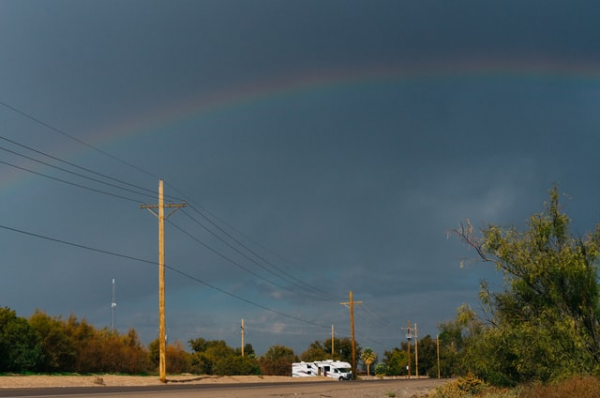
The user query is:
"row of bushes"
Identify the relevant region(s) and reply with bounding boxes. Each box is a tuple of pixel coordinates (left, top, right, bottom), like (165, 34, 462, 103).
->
(0, 306, 343, 376)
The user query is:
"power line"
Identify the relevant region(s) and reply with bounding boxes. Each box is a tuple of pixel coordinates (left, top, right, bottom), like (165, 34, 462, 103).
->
(0, 223, 332, 331)
(180, 208, 335, 300)
(176, 199, 343, 301)
(0, 134, 164, 199)
(1, 100, 344, 305)
(0, 148, 332, 303)
(0, 142, 158, 201)
(166, 218, 302, 293)
(0, 99, 158, 180)
(0, 159, 143, 203)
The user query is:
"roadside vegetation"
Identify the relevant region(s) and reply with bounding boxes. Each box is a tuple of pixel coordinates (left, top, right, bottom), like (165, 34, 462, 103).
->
(3, 185, 600, 396)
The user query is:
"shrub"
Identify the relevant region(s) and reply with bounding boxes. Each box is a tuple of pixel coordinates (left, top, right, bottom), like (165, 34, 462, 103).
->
(431, 373, 485, 398)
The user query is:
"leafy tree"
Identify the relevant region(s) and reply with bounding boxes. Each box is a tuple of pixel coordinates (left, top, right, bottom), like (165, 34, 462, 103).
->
(453, 186, 600, 385)
(214, 355, 261, 375)
(300, 337, 360, 364)
(416, 335, 437, 377)
(0, 307, 42, 372)
(326, 337, 359, 364)
(260, 345, 298, 375)
(374, 363, 387, 377)
(300, 340, 328, 362)
(29, 310, 76, 372)
(382, 347, 407, 376)
(235, 343, 256, 358)
(164, 341, 191, 374)
(360, 347, 377, 376)
(188, 337, 259, 375)
(197, 339, 233, 375)
(436, 312, 473, 378)
(149, 339, 193, 374)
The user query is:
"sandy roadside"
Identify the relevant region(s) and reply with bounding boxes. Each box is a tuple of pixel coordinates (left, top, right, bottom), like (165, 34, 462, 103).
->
(0, 374, 333, 389)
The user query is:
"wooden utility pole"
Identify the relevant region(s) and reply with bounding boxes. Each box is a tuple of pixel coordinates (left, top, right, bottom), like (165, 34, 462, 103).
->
(437, 334, 441, 379)
(140, 180, 185, 383)
(341, 291, 362, 379)
(241, 319, 245, 357)
(403, 321, 412, 379)
(331, 324, 335, 357)
(415, 323, 419, 379)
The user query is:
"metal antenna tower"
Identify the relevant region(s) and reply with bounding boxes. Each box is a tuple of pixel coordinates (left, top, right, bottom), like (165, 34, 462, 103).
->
(111, 279, 117, 331)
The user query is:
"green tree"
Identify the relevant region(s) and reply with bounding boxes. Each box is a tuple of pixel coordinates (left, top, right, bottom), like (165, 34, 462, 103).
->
(300, 340, 328, 362)
(260, 345, 298, 376)
(29, 310, 76, 372)
(382, 347, 407, 376)
(0, 307, 42, 372)
(416, 335, 437, 377)
(300, 337, 360, 364)
(188, 337, 259, 375)
(453, 186, 600, 385)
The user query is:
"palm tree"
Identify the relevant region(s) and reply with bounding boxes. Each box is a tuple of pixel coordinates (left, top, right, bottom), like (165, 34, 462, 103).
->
(360, 347, 377, 376)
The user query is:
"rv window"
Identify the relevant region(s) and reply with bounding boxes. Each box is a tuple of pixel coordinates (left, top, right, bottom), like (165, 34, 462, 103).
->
(323, 366, 330, 372)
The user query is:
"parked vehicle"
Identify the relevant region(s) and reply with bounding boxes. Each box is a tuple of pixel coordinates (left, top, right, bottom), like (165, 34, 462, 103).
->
(292, 360, 352, 380)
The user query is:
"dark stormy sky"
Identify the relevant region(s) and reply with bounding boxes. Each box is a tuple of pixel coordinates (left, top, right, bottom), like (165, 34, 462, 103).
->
(1, 0, 600, 357)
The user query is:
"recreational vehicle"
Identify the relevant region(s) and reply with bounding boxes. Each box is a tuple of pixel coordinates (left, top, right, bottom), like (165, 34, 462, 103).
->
(292, 360, 352, 380)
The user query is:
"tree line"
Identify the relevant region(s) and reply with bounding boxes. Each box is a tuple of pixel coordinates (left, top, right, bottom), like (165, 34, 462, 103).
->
(0, 305, 450, 376)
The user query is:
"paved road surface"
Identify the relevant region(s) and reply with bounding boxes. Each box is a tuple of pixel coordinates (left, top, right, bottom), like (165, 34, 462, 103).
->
(0, 378, 448, 398)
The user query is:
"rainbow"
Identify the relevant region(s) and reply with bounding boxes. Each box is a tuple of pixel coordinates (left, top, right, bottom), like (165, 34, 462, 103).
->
(86, 57, 600, 147)
(2, 57, 600, 192)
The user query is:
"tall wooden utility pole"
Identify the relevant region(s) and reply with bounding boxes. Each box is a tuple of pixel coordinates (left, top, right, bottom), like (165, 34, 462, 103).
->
(341, 291, 362, 379)
(331, 324, 335, 357)
(241, 319, 245, 357)
(140, 180, 185, 383)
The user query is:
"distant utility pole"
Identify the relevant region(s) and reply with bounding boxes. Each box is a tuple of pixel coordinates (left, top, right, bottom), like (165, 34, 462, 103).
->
(331, 324, 335, 357)
(341, 291, 362, 379)
(437, 334, 441, 379)
(140, 180, 185, 384)
(403, 321, 412, 379)
(415, 323, 419, 379)
(241, 319, 245, 357)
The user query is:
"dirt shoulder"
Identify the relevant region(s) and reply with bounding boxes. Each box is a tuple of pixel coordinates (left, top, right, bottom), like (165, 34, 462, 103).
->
(0, 374, 333, 389)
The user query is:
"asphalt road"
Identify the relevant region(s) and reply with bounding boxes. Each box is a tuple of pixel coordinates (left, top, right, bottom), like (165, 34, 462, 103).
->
(0, 378, 448, 398)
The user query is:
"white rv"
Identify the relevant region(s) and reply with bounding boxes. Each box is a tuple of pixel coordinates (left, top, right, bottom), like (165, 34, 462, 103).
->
(292, 360, 352, 380)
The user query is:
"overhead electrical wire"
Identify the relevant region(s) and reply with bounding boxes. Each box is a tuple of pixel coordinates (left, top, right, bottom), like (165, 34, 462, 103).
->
(361, 302, 398, 330)
(0, 159, 143, 203)
(0, 146, 337, 303)
(0, 99, 158, 180)
(0, 142, 158, 201)
(183, 203, 343, 301)
(0, 134, 164, 199)
(0, 223, 331, 330)
(0, 143, 338, 302)
(166, 218, 308, 294)
(0, 101, 351, 319)
(179, 208, 336, 300)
